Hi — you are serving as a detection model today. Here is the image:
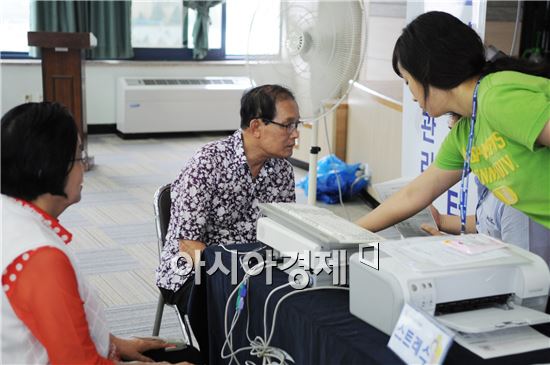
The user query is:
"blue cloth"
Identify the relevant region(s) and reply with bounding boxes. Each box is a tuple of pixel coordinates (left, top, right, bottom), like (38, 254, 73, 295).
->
(297, 154, 367, 204)
(188, 243, 550, 364)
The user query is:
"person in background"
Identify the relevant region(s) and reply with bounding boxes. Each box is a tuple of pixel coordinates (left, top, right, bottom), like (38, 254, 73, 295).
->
(421, 115, 550, 264)
(356, 11, 550, 234)
(422, 178, 550, 265)
(1, 102, 198, 365)
(156, 84, 300, 315)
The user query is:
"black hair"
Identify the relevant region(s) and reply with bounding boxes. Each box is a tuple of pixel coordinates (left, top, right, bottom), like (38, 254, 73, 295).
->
(1, 102, 78, 201)
(240, 84, 296, 129)
(392, 11, 550, 98)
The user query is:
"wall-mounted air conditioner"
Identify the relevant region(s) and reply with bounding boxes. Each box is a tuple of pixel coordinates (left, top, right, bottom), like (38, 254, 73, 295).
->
(116, 76, 252, 136)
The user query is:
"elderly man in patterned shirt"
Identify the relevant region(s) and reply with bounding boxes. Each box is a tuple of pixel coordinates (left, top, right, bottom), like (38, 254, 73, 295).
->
(156, 84, 300, 312)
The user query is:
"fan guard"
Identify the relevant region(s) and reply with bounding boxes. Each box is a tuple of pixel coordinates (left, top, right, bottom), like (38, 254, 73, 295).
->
(246, 1, 366, 121)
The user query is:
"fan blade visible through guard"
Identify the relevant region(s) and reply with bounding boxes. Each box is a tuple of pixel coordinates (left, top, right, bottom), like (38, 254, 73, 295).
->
(247, 0, 365, 121)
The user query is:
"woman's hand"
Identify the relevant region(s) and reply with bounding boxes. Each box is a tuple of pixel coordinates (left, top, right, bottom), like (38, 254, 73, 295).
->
(355, 165, 462, 232)
(111, 335, 169, 362)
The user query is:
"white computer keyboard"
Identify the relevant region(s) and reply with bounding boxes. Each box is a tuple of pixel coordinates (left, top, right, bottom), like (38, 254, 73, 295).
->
(260, 202, 382, 245)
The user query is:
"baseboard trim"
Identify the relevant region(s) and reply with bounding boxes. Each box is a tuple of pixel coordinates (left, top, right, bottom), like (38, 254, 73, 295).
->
(88, 124, 117, 134)
(115, 130, 234, 140)
(87, 131, 315, 172)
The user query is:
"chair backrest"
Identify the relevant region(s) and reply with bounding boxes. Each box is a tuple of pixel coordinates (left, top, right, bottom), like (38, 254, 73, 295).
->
(153, 183, 172, 255)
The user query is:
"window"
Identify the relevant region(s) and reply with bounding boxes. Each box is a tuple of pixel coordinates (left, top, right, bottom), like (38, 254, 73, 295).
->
(131, 1, 222, 49)
(1, 0, 281, 60)
(0, 0, 31, 57)
(226, 0, 280, 56)
(132, 0, 280, 60)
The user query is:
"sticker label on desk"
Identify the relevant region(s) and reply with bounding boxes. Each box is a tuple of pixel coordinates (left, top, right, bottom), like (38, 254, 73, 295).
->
(388, 303, 454, 365)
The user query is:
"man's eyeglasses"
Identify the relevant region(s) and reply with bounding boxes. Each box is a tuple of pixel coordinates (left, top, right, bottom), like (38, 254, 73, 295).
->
(261, 118, 302, 133)
(72, 149, 89, 165)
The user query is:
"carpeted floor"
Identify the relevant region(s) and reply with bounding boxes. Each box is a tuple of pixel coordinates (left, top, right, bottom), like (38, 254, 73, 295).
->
(61, 133, 373, 338)
(63, 133, 228, 338)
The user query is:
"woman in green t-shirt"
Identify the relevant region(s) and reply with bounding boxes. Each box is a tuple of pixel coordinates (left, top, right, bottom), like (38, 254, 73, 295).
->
(356, 11, 550, 232)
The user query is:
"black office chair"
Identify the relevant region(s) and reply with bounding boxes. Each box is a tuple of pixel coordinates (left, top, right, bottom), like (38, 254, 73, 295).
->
(152, 184, 194, 348)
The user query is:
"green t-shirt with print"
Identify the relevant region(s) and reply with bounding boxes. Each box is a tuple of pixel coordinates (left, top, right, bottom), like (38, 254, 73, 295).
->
(435, 71, 550, 229)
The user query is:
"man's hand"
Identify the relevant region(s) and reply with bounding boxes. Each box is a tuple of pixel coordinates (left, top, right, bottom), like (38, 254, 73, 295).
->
(420, 223, 445, 236)
(178, 239, 206, 265)
(424, 205, 476, 235)
(421, 205, 447, 235)
(428, 205, 441, 228)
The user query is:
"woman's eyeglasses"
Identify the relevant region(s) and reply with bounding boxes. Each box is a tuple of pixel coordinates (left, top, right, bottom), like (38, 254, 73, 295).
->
(261, 118, 302, 133)
(72, 149, 89, 165)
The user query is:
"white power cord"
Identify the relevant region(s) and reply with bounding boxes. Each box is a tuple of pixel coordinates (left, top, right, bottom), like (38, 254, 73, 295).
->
(510, 0, 522, 56)
(350, 173, 370, 197)
(220, 244, 268, 255)
(222, 264, 350, 365)
(321, 109, 351, 221)
(265, 286, 350, 345)
(221, 261, 284, 364)
(263, 283, 292, 340)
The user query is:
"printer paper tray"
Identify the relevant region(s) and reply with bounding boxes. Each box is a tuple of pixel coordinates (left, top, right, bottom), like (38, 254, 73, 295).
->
(436, 305, 550, 333)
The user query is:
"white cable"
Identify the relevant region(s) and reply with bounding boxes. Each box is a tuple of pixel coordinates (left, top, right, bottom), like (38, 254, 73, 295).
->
(263, 283, 292, 340)
(220, 244, 268, 255)
(244, 282, 299, 365)
(218, 243, 269, 277)
(248, 336, 293, 364)
(228, 312, 242, 365)
(221, 274, 247, 364)
(350, 173, 369, 198)
(222, 260, 279, 363)
(267, 286, 350, 344)
(321, 110, 351, 221)
(221, 261, 265, 362)
(245, 283, 254, 343)
(510, 0, 521, 56)
(222, 262, 350, 364)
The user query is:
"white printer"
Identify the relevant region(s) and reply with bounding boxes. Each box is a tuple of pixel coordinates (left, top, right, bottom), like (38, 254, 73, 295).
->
(350, 234, 550, 335)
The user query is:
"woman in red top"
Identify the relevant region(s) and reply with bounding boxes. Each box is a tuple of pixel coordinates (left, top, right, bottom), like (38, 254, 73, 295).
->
(1, 102, 199, 364)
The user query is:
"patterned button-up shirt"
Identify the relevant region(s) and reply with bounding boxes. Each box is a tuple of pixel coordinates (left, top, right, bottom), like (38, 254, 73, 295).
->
(156, 130, 296, 291)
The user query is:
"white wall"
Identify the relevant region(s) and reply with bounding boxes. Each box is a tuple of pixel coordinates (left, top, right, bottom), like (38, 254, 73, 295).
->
(1, 61, 251, 125)
(361, 16, 405, 82)
(343, 1, 406, 185)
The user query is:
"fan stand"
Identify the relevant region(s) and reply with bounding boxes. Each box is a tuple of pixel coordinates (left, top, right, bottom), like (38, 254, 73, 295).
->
(307, 121, 321, 205)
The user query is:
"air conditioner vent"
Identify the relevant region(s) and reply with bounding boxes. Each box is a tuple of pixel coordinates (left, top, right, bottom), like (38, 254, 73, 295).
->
(117, 76, 251, 134)
(130, 78, 236, 86)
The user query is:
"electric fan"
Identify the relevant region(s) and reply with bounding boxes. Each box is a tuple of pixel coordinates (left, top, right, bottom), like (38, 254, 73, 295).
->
(247, 0, 367, 204)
